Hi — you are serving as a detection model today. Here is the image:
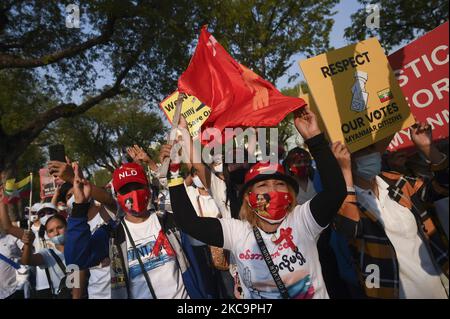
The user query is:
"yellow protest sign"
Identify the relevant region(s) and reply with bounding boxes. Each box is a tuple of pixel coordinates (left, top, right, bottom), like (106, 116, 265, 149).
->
(160, 91, 211, 138)
(299, 37, 415, 153)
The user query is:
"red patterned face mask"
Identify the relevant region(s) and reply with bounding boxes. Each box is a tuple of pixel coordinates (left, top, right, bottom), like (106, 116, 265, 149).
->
(117, 189, 150, 216)
(290, 165, 307, 178)
(248, 191, 293, 224)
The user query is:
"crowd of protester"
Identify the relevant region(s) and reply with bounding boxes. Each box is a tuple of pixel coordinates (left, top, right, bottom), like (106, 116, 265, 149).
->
(0, 108, 448, 299)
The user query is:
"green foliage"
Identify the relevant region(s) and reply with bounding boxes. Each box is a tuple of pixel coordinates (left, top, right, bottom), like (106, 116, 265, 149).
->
(344, 0, 449, 51)
(0, 0, 338, 174)
(92, 168, 112, 187)
(47, 98, 166, 172)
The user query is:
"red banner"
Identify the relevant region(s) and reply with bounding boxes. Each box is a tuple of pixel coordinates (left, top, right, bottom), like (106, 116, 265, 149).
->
(387, 21, 449, 151)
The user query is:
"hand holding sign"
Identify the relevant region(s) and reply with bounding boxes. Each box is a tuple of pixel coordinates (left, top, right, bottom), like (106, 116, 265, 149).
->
(331, 142, 353, 187)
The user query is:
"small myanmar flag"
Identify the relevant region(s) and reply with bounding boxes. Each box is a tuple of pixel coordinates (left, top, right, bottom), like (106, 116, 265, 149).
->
(3, 176, 32, 204)
(378, 88, 393, 103)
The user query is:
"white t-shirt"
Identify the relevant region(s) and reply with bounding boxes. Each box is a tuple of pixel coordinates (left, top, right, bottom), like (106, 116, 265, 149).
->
(185, 184, 221, 218)
(87, 212, 111, 299)
(38, 248, 66, 295)
(31, 224, 50, 291)
(0, 234, 22, 299)
(355, 177, 447, 299)
(185, 184, 221, 246)
(220, 200, 329, 299)
(123, 214, 188, 299)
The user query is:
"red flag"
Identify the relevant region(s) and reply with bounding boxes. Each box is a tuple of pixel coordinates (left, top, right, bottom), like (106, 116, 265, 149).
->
(178, 26, 306, 134)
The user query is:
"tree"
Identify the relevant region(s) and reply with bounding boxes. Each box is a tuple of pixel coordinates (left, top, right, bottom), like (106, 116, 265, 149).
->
(47, 98, 165, 173)
(0, 0, 200, 174)
(344, 0, 448, 51)
(278, 82, 309, 145)
(197, 0, 339, 83)
(1, 0, 340, 176)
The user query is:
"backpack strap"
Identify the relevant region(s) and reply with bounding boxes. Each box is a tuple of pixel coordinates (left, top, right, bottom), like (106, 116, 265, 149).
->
(253, 227, 290, 299)
(48, 249, 66, 274)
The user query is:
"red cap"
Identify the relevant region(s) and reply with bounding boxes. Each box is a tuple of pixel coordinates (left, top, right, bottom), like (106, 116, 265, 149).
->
(112, 163, 148, 192)
(241, 162, 299, 198)
(244, 162, 285, 184)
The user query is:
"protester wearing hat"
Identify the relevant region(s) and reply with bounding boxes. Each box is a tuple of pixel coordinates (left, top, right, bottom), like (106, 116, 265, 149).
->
(166, 108, 349, 299)
(28, 202, 56, 298)
(284, 147, 319, 205)
(64, 161, 210, 299)
(20, 212, 79, 299)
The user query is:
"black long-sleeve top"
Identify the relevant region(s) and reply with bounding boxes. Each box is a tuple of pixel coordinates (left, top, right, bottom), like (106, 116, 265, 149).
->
(169, 133, 347, 248)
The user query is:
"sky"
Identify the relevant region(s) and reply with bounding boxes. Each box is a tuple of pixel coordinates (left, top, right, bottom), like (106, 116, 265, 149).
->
(275, 0, 362, 89)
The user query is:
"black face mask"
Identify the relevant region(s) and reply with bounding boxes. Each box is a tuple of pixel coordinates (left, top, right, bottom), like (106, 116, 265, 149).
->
(229, 168, 247, 185)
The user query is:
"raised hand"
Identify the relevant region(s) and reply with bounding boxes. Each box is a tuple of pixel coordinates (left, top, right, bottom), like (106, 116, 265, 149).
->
(127, 145, 152, 164)
(159, 144, 173, 164)
(331, 142, 353, 186)
(48, 157, 74, 183)
(21, 230, 35, 246)
(410, 122, 432, 150)
(72, 162, 91, 204)
(410, 122, 445, 164)
(293, 107, 321, 140)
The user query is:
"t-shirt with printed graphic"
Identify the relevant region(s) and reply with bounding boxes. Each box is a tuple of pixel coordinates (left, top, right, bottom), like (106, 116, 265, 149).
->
(123, 214, 189, 299)
(220, 200, 329, 299)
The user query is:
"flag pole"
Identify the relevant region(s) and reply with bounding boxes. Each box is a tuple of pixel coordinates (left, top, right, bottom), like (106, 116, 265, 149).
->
(28, 172, 33, 230)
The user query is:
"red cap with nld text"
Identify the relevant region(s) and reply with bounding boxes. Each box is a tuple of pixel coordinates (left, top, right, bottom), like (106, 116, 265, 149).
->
(112, 162, 148, 192)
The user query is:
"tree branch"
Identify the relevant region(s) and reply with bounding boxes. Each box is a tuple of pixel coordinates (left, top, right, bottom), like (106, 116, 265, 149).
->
(0, 16, 117, 69)
(11, 52, 138, 147)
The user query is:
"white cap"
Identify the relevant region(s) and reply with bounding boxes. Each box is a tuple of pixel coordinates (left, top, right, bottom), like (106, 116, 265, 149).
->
(30, 203, 44, 213)
(38, 203, 58, 212)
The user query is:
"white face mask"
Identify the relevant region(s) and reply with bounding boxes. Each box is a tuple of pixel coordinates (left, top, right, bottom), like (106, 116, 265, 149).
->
(354, 152, 382, 181)
(29, 214, 39, 223)
(214, 163, 223, 174)
(192, 175, 205, 189)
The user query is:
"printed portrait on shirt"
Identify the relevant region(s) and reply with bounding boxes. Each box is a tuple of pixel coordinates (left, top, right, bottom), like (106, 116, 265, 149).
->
(125, 198, 133, 211)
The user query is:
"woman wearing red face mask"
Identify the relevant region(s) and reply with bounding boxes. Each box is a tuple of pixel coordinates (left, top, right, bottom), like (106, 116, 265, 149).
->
(166, 108, 350, 299)
(284, 148, 317, 205)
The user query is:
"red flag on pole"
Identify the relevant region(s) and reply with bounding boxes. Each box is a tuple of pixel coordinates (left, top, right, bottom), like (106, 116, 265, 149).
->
(178, 26, 306, 134)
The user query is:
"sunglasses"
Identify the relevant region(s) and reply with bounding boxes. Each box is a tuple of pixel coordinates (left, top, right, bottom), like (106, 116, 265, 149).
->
(38, 209, 56, 218)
